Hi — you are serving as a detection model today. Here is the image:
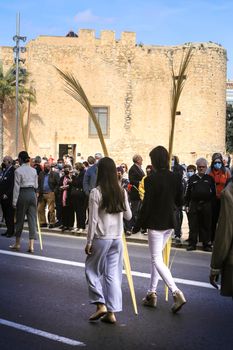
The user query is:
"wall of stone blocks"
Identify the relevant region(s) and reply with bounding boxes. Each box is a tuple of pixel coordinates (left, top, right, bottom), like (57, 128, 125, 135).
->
(0, 29, 227, 167)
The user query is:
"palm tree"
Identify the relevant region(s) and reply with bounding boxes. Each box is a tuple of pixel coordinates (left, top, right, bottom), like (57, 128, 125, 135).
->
(0, 63, 16, 160)
(0, 62, 36, 158)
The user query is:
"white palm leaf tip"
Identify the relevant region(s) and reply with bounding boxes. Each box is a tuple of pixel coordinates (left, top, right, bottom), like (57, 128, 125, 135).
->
(55, 67, 109, 157)
(169, 46, 193, 161)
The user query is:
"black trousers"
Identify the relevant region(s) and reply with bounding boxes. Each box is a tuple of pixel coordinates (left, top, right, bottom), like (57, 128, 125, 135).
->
(71, 190, 86, 229)
(188, 201, 212, 247)
(128, 199, 142, 230)
(61, 205, 74, 228)
(211, 198, 220, 242)
(1, 198, 15, 235)
(174, 206, 183, 238)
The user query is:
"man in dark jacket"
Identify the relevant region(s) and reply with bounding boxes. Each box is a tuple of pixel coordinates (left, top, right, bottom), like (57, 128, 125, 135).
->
(185, 158, 216, 251)
(0, 156, 15, 237)
(128, 154, 145, 234)
(38, 162, 59, 228)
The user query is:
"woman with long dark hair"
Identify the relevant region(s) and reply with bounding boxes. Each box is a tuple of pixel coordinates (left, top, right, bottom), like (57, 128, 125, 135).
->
(138, 146, 186, 313)
(85, 157, 132, 324)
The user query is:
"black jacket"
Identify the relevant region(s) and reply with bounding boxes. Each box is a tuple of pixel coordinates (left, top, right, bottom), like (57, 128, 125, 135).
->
(185, 174, 216, 205)
(0, 166, 15, 201)
(138, 169, 183, 230)
(129, 164, 145, 201)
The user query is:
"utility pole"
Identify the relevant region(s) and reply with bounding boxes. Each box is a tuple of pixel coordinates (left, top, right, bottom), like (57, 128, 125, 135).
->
(13, 13, 26, 157)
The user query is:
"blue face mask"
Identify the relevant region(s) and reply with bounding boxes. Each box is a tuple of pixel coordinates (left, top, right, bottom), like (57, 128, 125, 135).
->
(187, 171, 194, 178)
(214, 162, 222, 170)
(57, 163, 63, 170)
(171, 160, 175, 167)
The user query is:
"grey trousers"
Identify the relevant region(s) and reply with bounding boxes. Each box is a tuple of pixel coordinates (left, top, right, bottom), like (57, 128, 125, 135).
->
(15, 188, 37, 239)
(85, 238, 123, 312)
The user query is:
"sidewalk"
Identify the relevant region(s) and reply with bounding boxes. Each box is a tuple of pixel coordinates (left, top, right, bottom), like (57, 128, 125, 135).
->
(23, 213, 191, 249)
(1, 214, 210, 250)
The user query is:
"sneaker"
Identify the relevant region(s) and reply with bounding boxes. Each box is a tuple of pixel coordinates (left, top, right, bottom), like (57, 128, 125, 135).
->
(171, 290, 186, 313)
(203, 246, 212, 252)
(125, 231, 132, 236)
(48, 224, 55, 229)
(175, 237, 182, 245)
(142, 292, 157, 308)
(77, 228, 84, 233)
(186, 245, 196, 251)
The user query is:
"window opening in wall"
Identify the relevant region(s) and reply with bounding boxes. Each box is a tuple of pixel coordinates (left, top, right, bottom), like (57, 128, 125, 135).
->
(89, 106, 109, 137)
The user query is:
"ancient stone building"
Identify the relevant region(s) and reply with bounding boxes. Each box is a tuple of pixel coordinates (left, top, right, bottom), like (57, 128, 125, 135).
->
(0, 29, 227, 166)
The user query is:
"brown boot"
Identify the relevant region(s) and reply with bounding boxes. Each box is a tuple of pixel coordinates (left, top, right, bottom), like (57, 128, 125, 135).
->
(9, 237, 20, 251)
(101, 312, 116, 324)
(142, 292, 157, 308)
(89, 303, 107, 321)
(171, 290, 186, 313)
(27, 239, 34, 253)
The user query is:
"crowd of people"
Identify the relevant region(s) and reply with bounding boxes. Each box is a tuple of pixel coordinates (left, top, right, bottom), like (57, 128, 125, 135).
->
(0, 147, 232, 324)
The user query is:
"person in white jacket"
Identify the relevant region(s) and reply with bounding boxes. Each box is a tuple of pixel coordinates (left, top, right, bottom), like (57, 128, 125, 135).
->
(85, 157, 132, 324)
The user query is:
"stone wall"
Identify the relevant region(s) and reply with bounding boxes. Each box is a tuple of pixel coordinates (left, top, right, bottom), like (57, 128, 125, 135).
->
(0, 29, 227, 167)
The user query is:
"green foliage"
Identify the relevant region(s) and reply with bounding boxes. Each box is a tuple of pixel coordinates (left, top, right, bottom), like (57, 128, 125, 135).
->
(0, 62, 36, 105)
(226, 103, 233, 152)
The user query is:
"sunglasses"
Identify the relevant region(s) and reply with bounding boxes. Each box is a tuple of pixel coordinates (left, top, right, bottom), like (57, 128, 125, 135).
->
(214, 161, 221, 165)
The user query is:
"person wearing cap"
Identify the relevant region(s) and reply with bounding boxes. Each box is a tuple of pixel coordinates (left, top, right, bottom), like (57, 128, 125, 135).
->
(10, 151, 38, 253)
(208, 153, 231, 242)
(0, 156, 15, 237)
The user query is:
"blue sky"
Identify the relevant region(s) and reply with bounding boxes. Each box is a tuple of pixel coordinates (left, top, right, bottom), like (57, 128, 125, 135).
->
(0, 0, 232, 78)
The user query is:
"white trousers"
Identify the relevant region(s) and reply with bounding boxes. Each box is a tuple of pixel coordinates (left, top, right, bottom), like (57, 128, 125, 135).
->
(85, 238, 123, 312)
(148, 229, 178, 293)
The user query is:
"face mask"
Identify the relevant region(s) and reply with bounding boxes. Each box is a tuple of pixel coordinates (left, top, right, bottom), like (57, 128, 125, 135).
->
(57, 163, 63, 170)
(171, 160, 175, 167)
(187, 171, 194, 178)
(44, 168, 50, 173)
(214, 163, 222, 170)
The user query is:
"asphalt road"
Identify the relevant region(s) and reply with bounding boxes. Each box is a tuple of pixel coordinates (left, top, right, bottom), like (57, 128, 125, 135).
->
(0, 230, 232, 350)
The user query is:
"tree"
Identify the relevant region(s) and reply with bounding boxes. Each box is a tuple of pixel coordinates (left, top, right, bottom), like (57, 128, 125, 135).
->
(226, 103, 233, 153)
(0, 62, 36, 159)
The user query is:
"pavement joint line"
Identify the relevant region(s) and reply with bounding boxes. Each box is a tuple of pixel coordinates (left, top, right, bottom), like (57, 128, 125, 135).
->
(0, 318, 85, 347)
(0, 249, 214, 289)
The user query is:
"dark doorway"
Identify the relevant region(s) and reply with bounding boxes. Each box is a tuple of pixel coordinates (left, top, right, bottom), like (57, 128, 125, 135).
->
(59, 144, 76, 162)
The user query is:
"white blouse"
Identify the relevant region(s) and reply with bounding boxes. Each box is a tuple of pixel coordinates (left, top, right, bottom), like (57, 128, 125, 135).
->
(87, 186, 132, 244)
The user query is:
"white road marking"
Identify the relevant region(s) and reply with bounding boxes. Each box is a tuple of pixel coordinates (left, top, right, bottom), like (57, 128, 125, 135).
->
(0, 318, 85, 346)
(0, 249, 214, 289)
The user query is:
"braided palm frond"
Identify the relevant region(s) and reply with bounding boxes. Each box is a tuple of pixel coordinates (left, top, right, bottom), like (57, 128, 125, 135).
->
(169, 46, 193, 162)
(55, 67, 109, 157)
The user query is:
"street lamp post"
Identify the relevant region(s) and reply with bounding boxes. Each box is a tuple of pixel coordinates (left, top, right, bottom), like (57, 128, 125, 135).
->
(13, 12, 26, 157)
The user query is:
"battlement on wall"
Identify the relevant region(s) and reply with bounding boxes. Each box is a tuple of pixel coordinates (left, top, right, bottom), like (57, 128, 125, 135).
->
(28, 30, 226, 59)
(30, 29, 136, 46)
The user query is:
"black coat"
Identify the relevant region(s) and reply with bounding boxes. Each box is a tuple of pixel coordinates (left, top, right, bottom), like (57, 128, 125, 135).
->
(0, 166, 15, 201)
(129, 164, 145, 201)
(138, 169, 183, 230)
